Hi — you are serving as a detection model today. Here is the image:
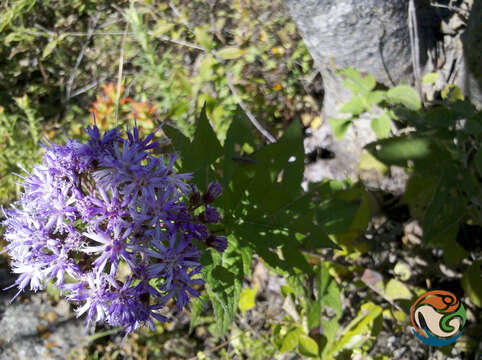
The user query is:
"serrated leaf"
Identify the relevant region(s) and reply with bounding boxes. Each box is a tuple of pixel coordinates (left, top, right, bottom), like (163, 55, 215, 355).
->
(329, 118, 352, 140)
(200, 251, 238, 336)
(384, 279, 412, 301)
(365, 135, 432, 166)
(280, 328, 302, 353)
(223, 107, 256, 186)
(186, 102, 223, 171)
(163, 125, 191, 154)
(189, 295, 207, 333)
(239, 285, 258, 314)
(371, 112, 391, 138)
(217, 46, 246, 60)
(386, 85, 421, 110)
(299, 335, 319, 358)
(422, 72, 438, 85)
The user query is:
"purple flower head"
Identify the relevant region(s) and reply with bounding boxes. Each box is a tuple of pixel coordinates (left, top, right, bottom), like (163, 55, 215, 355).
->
(203, 182, 223, 203)
(2, 120, 226, 336)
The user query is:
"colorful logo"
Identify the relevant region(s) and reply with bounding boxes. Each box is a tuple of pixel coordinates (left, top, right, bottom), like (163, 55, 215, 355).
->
(410, 290, 466, 346)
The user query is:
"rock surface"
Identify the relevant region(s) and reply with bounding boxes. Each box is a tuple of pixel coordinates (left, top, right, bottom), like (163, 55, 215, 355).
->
(462, 0, 482, 108)
(284, 0, 477, 189)
(0, 258, 85, 360)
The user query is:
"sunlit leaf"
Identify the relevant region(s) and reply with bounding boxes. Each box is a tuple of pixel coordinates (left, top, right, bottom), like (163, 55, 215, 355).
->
(422, 72, 438, 85)
(386, 85, 421, 110)
(239, 285, 258, 314)
(329, 118, 352, 140)
(298, 335, 319, 358)
(217, 46, 246, 60)
(371, 112, 391, 138)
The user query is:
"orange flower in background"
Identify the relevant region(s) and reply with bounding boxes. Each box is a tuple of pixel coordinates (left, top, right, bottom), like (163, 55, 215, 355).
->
(89, 83, 156, 132)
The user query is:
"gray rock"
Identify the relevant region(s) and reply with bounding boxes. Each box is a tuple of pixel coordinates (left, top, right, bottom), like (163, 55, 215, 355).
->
(285, 0, 478, 190)
(0, 295, 85, 360)
(462, 0, 482, 108)
(285, 0, 414, 187)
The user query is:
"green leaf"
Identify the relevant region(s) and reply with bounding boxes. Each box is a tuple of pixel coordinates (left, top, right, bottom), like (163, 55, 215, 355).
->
(371, 112, 391, 138)
(298, 335, 319, 358)
(365, 90, 386, 105)
(422, 72, 438, 85)
(280, 328, 302, 353)
(338, 67, 376, 95)
(239, 285, 258, 314)
(329, 118, 352, 140)
(281, 285, 297, 298)
(386, 85, 421, 110)
(441, 84, 464, 102)
(187, 104, 223, 187)
(461, 260, 482, 308)
(358, 151, 389, 174)
(282, 243, 313, 274)
(393, 262, 411, 281)
(41, 34, 66, 60)
(189, 295, 207, 333)
(329, 302, 382, 356)
(200, 250, 238, 336)
(418, 166, 469, 264)
(223, 107, 256, 186)
(383, 279, 412, 301)
(163, 125, 191, 154)
(475, 148, 482, 175)
(365, 135, 433, 166)
(217, 46, 246, 60)
(194, 27, 214, 50)
(340, 96, 366, 115)
(316, 198, 359, 235)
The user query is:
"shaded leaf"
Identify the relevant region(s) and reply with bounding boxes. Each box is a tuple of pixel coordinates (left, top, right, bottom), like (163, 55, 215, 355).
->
(365, 135, 433, 166)
(461, 260, 482, 308)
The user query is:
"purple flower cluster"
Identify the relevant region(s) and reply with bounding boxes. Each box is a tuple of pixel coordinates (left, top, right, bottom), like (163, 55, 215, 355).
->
(1, 121, 226, 334)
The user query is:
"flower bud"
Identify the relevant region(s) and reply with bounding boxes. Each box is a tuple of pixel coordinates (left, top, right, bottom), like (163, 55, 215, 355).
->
(206, 235, 228, 253)
(189, 184, 201, 206)
(203, 182, 222, 204)
(201, 206, 220, 223)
